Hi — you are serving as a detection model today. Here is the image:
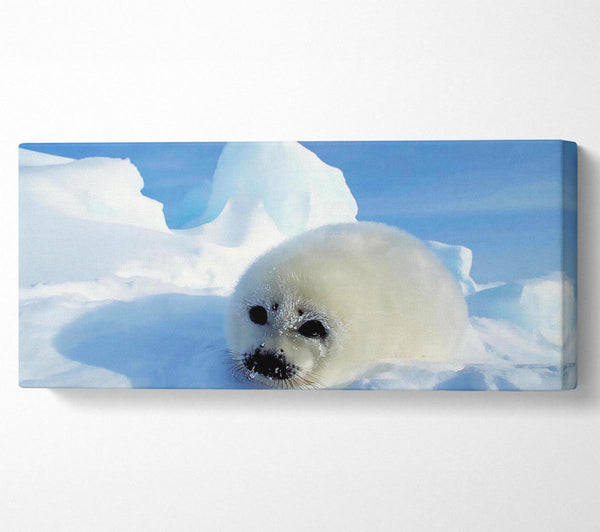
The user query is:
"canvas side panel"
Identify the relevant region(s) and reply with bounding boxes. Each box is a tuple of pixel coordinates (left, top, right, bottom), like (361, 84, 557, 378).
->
(561, 140, 577, 389)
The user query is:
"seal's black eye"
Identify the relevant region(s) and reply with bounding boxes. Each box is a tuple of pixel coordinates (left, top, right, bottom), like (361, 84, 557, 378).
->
(249, 306, 268, 325)
(298, 320, 327, 339)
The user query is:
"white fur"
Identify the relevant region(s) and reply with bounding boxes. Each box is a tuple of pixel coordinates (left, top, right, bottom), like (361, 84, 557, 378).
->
(227, 222, 468, 387)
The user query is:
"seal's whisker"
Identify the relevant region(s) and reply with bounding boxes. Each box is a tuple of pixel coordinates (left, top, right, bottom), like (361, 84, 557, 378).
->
(298, 370, 323, 389)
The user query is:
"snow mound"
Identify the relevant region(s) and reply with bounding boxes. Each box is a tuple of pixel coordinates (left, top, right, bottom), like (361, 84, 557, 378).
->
(19, 150, 175, 286)
(467, 273, 576, 349)
(427, 240, 478, 295)
(186, 142, 358, 238)
(19, 147, 74, 166)
(19, 143, 359, 294)
(117, 142, 359, 292)
(20, 153, 169, 232)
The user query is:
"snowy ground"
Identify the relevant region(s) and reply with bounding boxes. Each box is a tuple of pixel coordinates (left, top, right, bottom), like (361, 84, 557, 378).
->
(19, 143, 576, 389)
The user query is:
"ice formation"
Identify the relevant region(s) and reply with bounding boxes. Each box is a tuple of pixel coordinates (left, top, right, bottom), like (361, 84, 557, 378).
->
(467, 273, 576, 347)
(18, 144, 576, 390)
(186, 142, 358, 236)
(426, 240, 478, 296)
(20, 153, 169, 232)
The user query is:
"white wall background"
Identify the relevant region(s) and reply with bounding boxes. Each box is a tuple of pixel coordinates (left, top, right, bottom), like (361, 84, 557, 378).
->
(1, 1, 599, 530)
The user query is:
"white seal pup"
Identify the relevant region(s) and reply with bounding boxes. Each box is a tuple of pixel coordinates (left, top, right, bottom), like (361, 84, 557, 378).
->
(227, 222, 468, 388)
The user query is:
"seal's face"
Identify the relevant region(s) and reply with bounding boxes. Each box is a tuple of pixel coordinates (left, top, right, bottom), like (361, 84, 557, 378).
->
(228, 288, 337, 388)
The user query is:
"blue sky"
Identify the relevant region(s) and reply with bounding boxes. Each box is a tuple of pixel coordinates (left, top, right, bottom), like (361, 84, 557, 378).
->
(21, 140, 576, 283)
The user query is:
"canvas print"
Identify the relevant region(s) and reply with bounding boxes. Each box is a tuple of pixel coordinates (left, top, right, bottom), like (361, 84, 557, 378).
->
(19, 141, 577, 390)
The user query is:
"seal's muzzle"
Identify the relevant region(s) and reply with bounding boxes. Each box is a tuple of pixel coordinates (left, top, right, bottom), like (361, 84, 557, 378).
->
(243, 349, 298, 380)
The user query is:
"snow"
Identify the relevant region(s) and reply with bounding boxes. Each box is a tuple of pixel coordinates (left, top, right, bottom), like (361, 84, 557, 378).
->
(18, 143, 576, 390)
(467, 273, 576, 349)
(19, 147, 74, 167)
(20, 156, 169, 232)
(19, 202, 180, 286)
(19, 154, 175, 286)
(427, 240, 478, 295)
(185, 142, 358, 235)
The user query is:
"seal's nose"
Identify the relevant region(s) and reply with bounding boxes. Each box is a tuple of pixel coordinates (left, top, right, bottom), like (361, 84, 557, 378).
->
(244, 349, 297, 380)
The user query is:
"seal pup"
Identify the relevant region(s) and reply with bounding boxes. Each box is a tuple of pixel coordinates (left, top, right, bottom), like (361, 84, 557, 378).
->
(226, 222, 468, 388)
